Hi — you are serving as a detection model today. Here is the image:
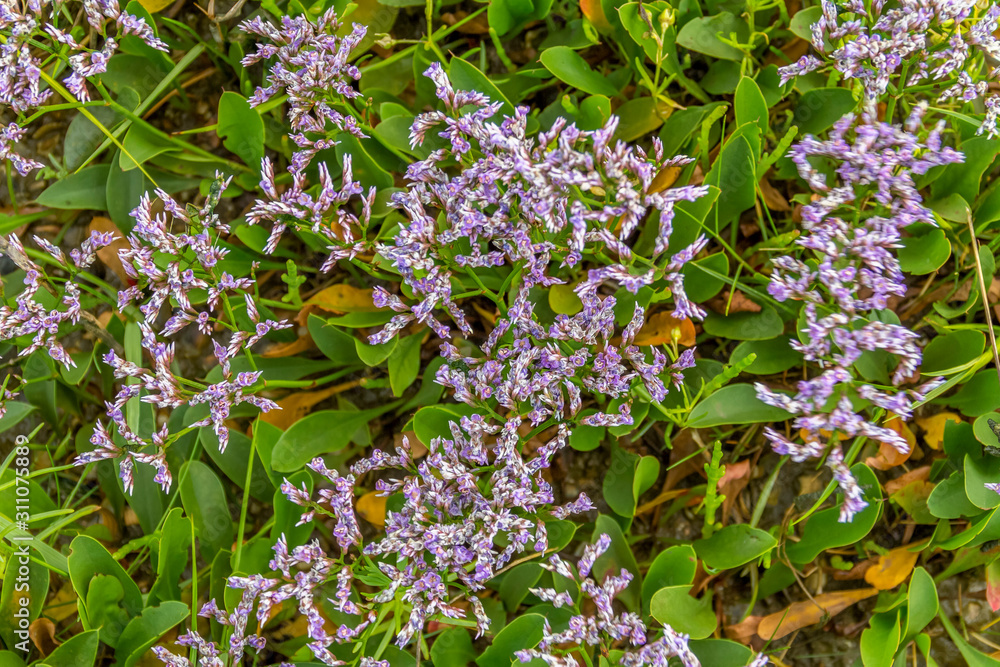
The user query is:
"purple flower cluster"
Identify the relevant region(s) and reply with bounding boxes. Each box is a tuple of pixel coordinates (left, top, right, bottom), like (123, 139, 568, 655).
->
(71, 179, 290, 493)
(373, 63, 708, 429)
(0, 0, 166, 173)
(514, 535, 769, 667)
(756, 106, 957, 521)
(247, 155, 374, 266)
(0, 231, 111, 368)
(240, 7, 367, 168)
(352, 416, 591, 646)
(779, 0, 1000, 137)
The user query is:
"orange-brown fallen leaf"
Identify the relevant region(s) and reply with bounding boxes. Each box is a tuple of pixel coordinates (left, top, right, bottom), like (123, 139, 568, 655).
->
(262, 331, 315, 358)
(759, 178, 791, 211)
(864, 546, 919, 590)
(356, 491, 387, 527)
(726, 291, 761, 313)
(632, 312, 696, 347)
(914, 412, 962, 451)
(724, 615, 761, 644)
(757, 588, 879, 640)
(866, 416, 915, 470)
(719, 459, 751, 523)
(259, 380, 361, 431)
(885, 466, 931, 495)
(29, 618, 58, 657)
(296, 284, 379, 325)
(89, 216, 131, 284)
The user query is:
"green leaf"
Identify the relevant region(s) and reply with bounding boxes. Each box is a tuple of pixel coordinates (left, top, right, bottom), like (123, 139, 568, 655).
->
(928, 193, 972, 223)
(431, 627, 477, 667)
(68, 535, 143, 633)
(694, 524, 777, 570)
(0, 401, 35, 434)
(965, 453, 1000, 510)
(569, 414, 605, 451)
(730, 335, 802, 375)
(734, 76, 768, 136)
(903, 567, 938, 644)
(450, 58, 514, 119)
(108, 152, 153, 230)
(927, 472, 981, 519)
(335, 133, 394, 191)
(217, 91, 265, 172)
(789, 6, 823, 41)
(149, 508, 191, 605)
(549, 283, 583, 315)
(686, 383, 793, 428)
(540, 46, 620, 97)
(898, 224, 951, 275)
(389, 331, 424, 396)
(36, 165, 110, 210)
(704, 132, 758, 228)
(412, 404, 481, 448)
(117, 601, 189, 667)
(860, 610, 900, 667)
(0, 547, 48, 649)
(641, 545, 697, 614)
(650, 586, 717, 639)
(793, 88, 857, 135)
(199, 425, 275, 501)
(355, 336, 398, 367)
(785, 464, 882, 564)
(85, 574, 130, 646)
(974, 412, 1000, 451)
(475, 614, 546, 667)
(308, 314, 362, 366)
(119, 123, 178, 171)
(613, 96, 664, 142)
(64, 106, 122, 172)
(271, 408, 388, 472)
(689, 639, 753, 667)
(947, 370, 1000, 417)
(178, 460, 233, 558)
(591, 514, 642, 610)
(499, 563, 544, 612)
(921, 330, 985, 375)
(605, 446, 640, 517)
(682, 252, 729, 302)
(932, 137, 1000, 204)
(939, 608, 1000, 666)
(37, 630, 99, 667)
(675, 12, 748, 61)
(702, 304, 783, 341)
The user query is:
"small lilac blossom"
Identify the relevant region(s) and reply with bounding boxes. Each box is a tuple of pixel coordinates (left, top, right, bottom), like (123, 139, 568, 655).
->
(341, 416, 592, 646)
(757, 108, 958, 521)
(515, 535, 701, 667)
(372, 64, 708, 427)
(779, 0, 1000, 136)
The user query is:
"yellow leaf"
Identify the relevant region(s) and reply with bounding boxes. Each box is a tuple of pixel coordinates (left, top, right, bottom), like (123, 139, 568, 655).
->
(864, 546, 919, 590)
(259, 380, 358, 431)
(632, 311, 696, 347)
(915, 412, 962, 451)
(356, 491, 387, 527)
(304, 284, 380, 314)
(757, 588, 879, 640)
(138, 0, 175, 12)
(649, 165, 682, 195)
(580, 0, 612, 32)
